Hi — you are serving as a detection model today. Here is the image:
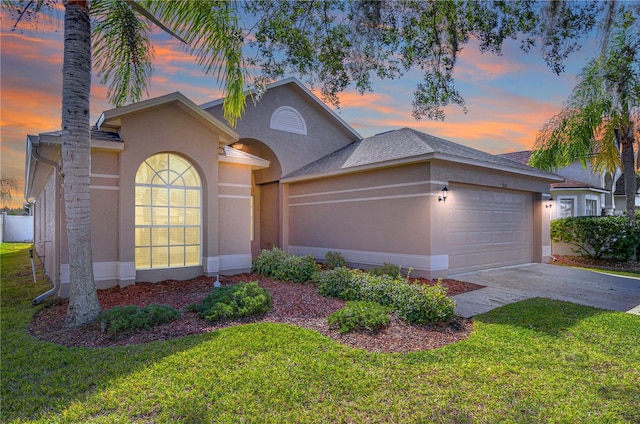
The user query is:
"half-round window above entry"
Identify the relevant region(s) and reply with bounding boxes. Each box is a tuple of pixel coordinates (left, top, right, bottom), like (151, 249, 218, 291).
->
(270, 106, 307, 135)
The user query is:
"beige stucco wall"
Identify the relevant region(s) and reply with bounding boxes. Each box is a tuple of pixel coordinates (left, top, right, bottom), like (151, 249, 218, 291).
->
(218, 162, 253, 273)
(205, 83, 358, 176)
(117, 102, 223, 284)
(285, 159, 553, 278)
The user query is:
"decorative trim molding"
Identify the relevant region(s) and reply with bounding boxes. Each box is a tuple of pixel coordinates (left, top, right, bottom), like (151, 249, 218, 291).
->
(203, 254, 252, 274)
(288, 246, 449, 271)
(203, 256, 220, 273)
(288, 180, 438, 199)
(60, 261, 136, 285)
(91, 173, 119, 179)
(289, 193, 429, 207)
(90, 185, 120, 190)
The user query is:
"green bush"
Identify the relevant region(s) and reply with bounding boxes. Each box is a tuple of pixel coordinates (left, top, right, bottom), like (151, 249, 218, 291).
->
(551, 216, 639, 260)
(327, 301, 390, 334)
(314, 268, 455, 324)
(100, 304, 182, 338)
(367, 262, 402, 278)
(324, 251, 347, 270)
(252, 248, 320, 283)
(187, 281, 272, 321)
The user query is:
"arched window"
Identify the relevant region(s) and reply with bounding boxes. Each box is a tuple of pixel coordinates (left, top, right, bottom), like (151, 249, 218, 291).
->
(135, 153, 201, 269)
(270, 106, 307, 135)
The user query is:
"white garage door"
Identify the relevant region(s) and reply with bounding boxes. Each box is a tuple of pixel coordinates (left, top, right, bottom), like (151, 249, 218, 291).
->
(448, 184, 533, 273)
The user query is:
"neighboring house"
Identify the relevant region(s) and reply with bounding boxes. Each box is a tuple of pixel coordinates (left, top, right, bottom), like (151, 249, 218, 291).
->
(499, 151, 619, 219)
(613, 173, 640, 213)
(25, 78, 561, 297)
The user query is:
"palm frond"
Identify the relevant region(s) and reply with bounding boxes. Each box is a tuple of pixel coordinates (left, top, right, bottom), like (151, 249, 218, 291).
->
(92, 0, 154, 107)
(142, 0, 247, 126)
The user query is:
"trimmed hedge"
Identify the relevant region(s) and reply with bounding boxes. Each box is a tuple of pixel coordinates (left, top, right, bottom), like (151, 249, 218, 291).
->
(252, 248, 320, 283)
(188, 281, 272, 322)
(314, 267, 455, 324)
(551, 216, 639, 260)
(100, 304, 182, 338)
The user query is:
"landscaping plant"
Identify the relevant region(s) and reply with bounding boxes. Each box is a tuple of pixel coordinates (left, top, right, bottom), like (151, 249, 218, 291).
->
(324, 251, 347, 270)
(252, 248, 319, 283)
(551, 216, 640, 260)
(327, 301, 390, 334)
(314, 267, 455, 324)
(187, 281, 272, 321)
(100, 304, 181, 338)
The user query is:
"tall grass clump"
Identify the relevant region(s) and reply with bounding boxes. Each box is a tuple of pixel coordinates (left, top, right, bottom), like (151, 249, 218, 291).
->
(252, 248, 319, 283)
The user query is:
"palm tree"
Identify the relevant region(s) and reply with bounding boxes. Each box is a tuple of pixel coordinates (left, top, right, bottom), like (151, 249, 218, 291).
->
(529, 7, 639, 221)
(5, 0, 247, 326)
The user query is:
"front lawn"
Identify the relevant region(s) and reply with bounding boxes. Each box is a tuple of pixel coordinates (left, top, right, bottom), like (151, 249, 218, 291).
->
(2, 243, 639, 423)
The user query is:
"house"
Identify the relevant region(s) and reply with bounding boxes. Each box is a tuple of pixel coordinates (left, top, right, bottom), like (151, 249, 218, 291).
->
(499, 151, 619, 218)
(25, 78, 561, 298)
(613, 173, 640, 213)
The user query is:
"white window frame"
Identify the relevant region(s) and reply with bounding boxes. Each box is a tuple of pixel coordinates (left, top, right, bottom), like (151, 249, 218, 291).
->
(134, 153, 202, 270)
(557, 196, 577, 218)
(585, 195, 598, 216)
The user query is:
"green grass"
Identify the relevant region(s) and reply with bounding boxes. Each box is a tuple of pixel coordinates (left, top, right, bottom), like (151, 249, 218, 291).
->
(572, 266, 640, 279)
(2, 243, 639, 423)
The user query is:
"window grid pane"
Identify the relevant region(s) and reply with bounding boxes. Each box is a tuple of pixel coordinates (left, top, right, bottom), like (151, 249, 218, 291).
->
(135, 153, 201, 270)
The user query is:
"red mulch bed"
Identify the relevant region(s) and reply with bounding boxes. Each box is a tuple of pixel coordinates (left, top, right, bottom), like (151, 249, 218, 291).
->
(553, 255, 640, 273)
(30, 274, 484, 353)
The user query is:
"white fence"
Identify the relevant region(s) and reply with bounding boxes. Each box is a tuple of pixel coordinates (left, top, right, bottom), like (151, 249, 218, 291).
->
(1, 213, 34, 242)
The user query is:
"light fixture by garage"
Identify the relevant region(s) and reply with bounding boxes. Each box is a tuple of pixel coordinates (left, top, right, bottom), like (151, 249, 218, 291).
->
(438, 186, 449, 203)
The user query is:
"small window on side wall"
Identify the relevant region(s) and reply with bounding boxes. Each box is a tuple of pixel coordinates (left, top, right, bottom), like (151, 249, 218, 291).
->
(559, 198, 574, 218)
(585, 199, 597, 216)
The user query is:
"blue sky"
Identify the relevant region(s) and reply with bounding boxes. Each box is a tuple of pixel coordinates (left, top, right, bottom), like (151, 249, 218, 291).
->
(1, 6, 600, 207)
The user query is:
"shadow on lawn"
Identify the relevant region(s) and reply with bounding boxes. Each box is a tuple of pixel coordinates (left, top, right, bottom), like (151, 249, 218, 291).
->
(0, 244, 218, 422)
(475, 296, 609, 336)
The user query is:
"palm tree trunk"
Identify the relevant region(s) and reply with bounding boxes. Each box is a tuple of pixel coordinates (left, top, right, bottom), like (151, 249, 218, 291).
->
(620, 125, 637, 222)
(62, 0, 101, 327)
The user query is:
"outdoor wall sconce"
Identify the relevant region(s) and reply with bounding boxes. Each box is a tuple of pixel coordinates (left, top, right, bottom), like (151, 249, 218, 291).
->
(545, 197, 554, 208)
(438, 186, 449, 203)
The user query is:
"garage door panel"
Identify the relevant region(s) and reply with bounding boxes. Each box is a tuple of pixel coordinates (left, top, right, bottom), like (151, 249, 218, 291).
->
(448, 185, 533, 273)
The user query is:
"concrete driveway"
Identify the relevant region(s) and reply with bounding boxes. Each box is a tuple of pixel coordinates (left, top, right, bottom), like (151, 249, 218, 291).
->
(449, 263, 640, 318)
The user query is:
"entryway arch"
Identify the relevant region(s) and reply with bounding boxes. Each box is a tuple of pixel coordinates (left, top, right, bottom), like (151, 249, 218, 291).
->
(229, 139, 282, 257)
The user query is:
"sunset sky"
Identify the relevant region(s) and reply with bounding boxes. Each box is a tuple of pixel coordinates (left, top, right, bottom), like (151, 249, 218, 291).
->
(1, 7, 599, 208)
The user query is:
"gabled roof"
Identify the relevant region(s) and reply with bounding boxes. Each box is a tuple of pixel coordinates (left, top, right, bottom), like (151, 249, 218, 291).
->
(284, 128, 561, 182)
(97, 91, 238, 145)
(200, 77, 362, 141)
(498, 150, 532, 166)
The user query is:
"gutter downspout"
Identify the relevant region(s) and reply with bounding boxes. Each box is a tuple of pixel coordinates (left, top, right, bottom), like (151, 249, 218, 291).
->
(31, 142, 64, 305)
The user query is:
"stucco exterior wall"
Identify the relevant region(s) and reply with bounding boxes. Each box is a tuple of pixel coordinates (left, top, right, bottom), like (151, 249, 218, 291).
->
(117, 103, 224, 284)
(205, 83, 357, 176)
(218, 162, 253, 273)
(286, 160, 552, 277)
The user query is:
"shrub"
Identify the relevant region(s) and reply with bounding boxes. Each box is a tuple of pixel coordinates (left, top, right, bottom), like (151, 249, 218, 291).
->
(324, 251, 347, 270)
(100, 304, 182, 338)
(551, 216, 640, 260)
(314, 268, 455, 324)
(367, 262, 403, 278)
(187, 281, 272, 321)
(252, 248, 288, 276)
(327, 301, 390, 334)
(252, 248, 320, 283)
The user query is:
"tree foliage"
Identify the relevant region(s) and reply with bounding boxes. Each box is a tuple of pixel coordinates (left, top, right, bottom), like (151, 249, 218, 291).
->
(530, 3, 639, 220)
(0, 174, 17, 206)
